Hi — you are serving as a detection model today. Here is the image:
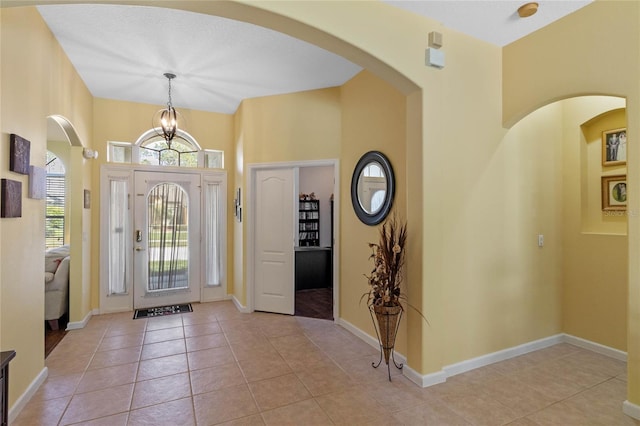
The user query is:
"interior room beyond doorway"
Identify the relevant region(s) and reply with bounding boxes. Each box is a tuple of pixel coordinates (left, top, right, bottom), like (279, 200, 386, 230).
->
(295, 165, 334, 321)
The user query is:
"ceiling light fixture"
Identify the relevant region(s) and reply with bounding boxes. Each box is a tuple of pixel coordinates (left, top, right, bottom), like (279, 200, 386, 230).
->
(153, 72, 181, 148)
(517, 2, 539, 18)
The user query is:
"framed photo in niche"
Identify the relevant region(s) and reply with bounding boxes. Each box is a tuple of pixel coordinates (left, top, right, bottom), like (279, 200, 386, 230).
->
(602, 175, 627, 211)
(602, 128, 627, 166)
(1, 179, 22, 218)
(9, 134, 30, 175)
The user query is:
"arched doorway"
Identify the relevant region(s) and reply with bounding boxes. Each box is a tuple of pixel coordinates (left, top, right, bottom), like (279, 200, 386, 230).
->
(507, 96, 628, 355)
(46, 115, 90, 329)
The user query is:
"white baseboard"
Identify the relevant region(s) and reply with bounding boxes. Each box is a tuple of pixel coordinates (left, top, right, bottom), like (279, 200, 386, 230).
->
(339, 317, 439, 384)
(66, 309, 95, 330)
(337, 317, 410, 365)
(8, 366, 48, 423)
(623, 400, 640, 420)
(403, 364, 447, 387)
(231, 295, 251, 313)
(334, 317, 629, 390)
(562, 333, 627, 361)
(444, 334, 565, 377)
(336, 317, 384, 353)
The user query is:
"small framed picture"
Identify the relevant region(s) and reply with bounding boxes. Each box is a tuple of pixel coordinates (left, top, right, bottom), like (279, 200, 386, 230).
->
(602, 175, 627, 211)
(602, 128, 627, 166)
(28, 166, 46, 200)
(1, 179, 22, 218)
(9, 134, 30, 175)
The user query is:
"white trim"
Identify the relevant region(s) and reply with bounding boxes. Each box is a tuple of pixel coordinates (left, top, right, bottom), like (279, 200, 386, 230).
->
(134, 128, 202, 150)
(337, 317, 385, 352)
(66, 309, 95, 330)
(562, 333, 627, 361)
(335, 316, 630, 390)
(99, 165, 228, 314)
(338, 317, 446, 386)
(232, 295, 251, 313)
(623, 400, 640, 420)
(444, 334, 565, 377)
(403, 364, 447, 387)
(8, 367, 48, 424)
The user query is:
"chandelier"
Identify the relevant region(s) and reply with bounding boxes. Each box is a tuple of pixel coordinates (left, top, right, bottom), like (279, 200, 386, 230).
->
(152, 72, 182, 148)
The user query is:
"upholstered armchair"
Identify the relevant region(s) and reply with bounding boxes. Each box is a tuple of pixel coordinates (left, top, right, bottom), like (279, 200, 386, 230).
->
(45, 245, 70, 330)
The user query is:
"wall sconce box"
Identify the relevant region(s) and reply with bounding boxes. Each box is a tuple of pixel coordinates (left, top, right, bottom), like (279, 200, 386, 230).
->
(425, 47, 445, 69)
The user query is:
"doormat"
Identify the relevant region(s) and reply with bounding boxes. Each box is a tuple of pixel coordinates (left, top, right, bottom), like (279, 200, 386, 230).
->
(133, 303, 193, 319)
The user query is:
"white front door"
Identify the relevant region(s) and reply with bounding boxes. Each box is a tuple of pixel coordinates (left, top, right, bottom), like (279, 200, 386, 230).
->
(254, 168, 295, 315)
(133, 171, 201, 309)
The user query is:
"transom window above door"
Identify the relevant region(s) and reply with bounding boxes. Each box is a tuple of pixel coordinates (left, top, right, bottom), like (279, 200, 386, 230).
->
(107, 128, 223, 169)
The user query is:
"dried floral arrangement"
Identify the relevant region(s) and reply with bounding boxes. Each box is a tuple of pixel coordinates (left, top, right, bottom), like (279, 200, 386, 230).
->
(363, 214, 407, 308)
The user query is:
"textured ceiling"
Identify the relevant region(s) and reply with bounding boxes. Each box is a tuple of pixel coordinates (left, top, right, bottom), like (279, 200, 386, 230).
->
(37, 4, 363, 114)
(37, 1, 593, 115)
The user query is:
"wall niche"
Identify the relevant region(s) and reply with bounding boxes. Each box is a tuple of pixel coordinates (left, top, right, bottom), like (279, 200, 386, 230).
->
(581, 107, 627, 234)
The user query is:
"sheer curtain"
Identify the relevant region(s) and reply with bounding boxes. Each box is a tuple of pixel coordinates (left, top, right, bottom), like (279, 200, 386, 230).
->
(204, 182, 221, 286)
(108, 179, 128, 295)
(147, 183, 189, 291)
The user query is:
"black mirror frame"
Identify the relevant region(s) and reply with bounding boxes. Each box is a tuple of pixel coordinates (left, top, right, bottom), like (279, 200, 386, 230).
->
(350, 151, 395, 226)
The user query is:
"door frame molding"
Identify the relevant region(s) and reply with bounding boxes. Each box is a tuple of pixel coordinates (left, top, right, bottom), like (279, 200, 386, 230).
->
(99, 163, 227, 314)
(246, 159, 340, 320)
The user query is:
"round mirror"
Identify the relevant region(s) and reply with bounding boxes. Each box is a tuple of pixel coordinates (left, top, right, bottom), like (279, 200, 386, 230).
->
(351, 151, 395, 225)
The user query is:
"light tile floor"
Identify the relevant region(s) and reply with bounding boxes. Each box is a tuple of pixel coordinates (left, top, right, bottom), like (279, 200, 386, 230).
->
(14, 301, 639, 425)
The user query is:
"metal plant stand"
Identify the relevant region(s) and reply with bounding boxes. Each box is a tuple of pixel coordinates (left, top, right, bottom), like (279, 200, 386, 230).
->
(369, 305, 403, 381)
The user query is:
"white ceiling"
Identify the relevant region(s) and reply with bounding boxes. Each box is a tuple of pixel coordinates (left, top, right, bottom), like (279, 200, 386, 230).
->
(36, 1, 592, 115)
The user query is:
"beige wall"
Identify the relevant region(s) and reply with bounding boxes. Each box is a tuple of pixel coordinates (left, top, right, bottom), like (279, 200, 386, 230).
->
(439, 101, 565, 366)
(504, 0, 640, 407)
(240, 88, 342, 165)
(0, 6, 94, 408)
(340, 70, 408, 354)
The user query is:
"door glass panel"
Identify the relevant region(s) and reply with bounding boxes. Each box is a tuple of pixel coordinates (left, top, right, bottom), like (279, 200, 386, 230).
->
(204, 182, 221, 286)
(109, 179, 129, 295)
(147, 183, 189, 291)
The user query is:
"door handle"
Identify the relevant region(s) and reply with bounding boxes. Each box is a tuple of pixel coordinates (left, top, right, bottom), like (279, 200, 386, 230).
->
(135, 247, 145, 252)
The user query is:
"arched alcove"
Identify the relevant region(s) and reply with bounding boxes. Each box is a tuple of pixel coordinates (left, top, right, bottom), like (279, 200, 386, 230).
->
(47, 115, 89, 327)
(506, 96, 629, 354)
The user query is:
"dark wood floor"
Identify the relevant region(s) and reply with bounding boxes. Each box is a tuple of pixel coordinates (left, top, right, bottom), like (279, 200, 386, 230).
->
(295, 287, 333, 320)
(45, 314, 68, 358)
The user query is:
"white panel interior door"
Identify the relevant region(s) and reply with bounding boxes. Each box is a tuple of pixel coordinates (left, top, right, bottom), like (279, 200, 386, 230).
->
(134, 171, 201, 309)
(254, 168, 295, 314)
